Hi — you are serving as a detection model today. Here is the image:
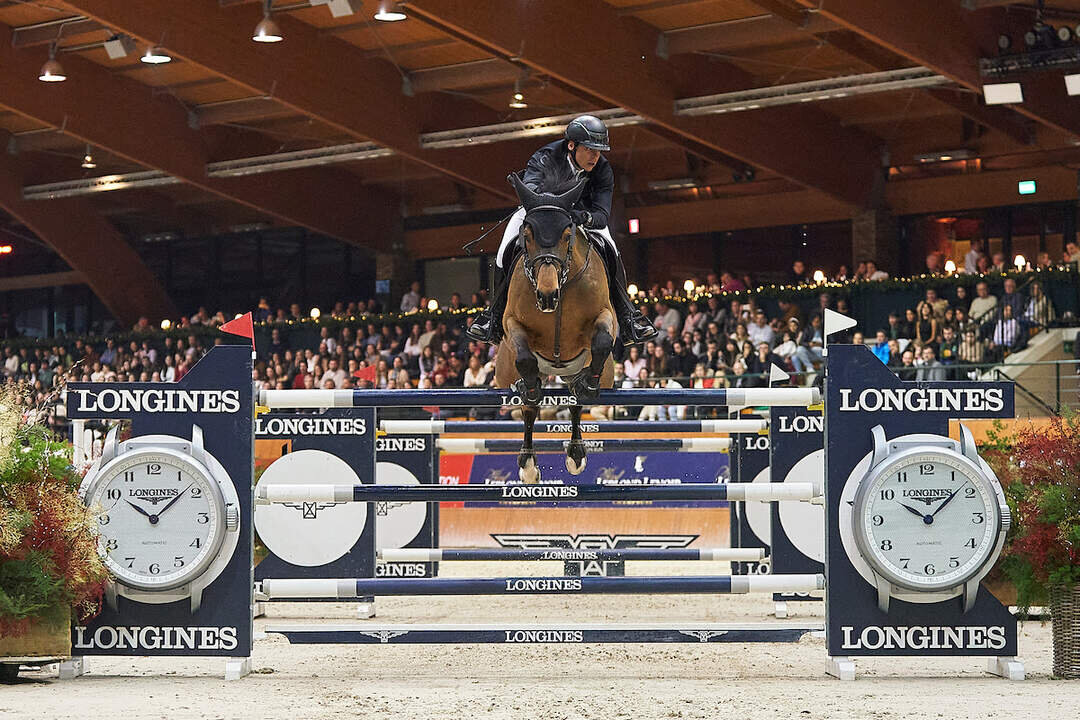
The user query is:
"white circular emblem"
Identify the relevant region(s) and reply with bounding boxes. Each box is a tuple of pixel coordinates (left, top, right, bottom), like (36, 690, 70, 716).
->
(254, 450, 367, 566)
(778, 449, 825, 563)
(374, 461, 429, 549)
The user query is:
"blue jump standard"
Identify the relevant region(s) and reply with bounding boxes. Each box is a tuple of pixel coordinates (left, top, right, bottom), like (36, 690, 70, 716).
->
(260, 386, 819, 408)
(267, 623, 823, 645)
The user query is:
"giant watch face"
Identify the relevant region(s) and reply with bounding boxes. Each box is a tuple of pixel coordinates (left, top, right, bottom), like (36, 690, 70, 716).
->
(854, 449, 1000, 592)
(89, 448, 226, 591)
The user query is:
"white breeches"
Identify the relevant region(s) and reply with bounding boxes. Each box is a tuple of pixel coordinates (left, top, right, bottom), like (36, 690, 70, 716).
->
(496, 206, 617, 268)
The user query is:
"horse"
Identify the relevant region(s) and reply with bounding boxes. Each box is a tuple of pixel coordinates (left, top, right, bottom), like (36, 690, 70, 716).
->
(494, 173, 616, 483)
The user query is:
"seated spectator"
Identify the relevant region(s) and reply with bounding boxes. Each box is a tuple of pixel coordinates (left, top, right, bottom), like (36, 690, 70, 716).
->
(669, 340, 696, 379)
(915, 304, 939, 348)
(746, 310, 775, 347)
(682, 302, 706, 336)
(623, 345, 646, 379)
(896, 349, 917, 381)
(975, 254, 992, 273)
(1024, 281, 1055, 328)
(719, 271, 746, 293)
(1036, 251, 1053, 269)
(790, 260, 808, 285)
(653, 300, 681, 335)
(991, 252, 1006, 272)
(885, 312, 905, 340)
(917, 288, 949, 320)
(871, 330, 890, 365)
(886, 339, 902, 367)
(400, 281, 421, 312)
(865, 260, 889, 281)
(748, 341, 783, 384)
(968, 281, 998, 324)
(915, 345, 947, 382)
(952, 285, 971, 313)
(647, 344, 669, 377)
(938, 326, 960, 377)
(1066, 241, 1080, 263)
(989, 305, 1023, 359)
(925, 252, 944, 274)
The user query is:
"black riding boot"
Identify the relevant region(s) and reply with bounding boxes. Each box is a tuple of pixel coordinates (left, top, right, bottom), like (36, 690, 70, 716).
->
(608, 249, 658, 346)
(467, 264, 512, 344)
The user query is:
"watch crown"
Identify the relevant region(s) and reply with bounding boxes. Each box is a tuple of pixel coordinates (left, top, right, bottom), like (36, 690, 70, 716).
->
(1000, 502, 1012, 533)
(226, 505, 240, 531)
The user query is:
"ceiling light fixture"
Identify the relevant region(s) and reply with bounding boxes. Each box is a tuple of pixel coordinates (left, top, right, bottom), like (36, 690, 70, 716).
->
(374, 2, 407, 21)
(508, 77, 527, 109)
(253, 1, 284, 43)
(103, 34, 135, 59)
(141, 46, 172, 64)
(914, 149, 978, 164)
(81, 145, 96, 169)
(982, 82, 1023, 105)
(39, 43, 66, 82)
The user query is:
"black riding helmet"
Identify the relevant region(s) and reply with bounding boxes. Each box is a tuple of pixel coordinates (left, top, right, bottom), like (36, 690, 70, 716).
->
(565, 115, 610, 152)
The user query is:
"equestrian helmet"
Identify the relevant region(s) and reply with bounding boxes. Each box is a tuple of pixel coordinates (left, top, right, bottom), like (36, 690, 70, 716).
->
(565, 115, 610, 152)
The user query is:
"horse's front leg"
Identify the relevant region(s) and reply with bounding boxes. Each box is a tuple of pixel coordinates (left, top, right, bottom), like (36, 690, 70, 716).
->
(565, 405, 587, 475)
(506, 318, 541, 483)
(570, 310, 616, 401)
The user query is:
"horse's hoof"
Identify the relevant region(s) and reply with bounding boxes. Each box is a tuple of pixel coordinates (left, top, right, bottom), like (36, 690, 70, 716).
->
(519, 457, 540, 484)
(566, 454, 587, 475)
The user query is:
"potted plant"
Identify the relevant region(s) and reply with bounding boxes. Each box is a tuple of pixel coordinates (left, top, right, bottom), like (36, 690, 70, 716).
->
(0, 384, 108, 674)
(983, 414, 1080, 679)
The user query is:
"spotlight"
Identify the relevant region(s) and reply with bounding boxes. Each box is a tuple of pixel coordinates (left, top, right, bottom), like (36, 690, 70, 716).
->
(509, 76, 527, 109)
(81, 145, 96, 169)
(140, 47, 172, 64)
(374, 1, 407, 21)
(39, 44, 66, 82)
(253, 1, 284, 42)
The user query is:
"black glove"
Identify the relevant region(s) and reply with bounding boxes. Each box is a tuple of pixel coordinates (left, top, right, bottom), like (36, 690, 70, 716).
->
(571, 209, 593, 228)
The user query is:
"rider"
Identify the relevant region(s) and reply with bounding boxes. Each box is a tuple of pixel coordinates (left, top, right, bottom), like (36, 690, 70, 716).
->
(466, 115, 658, 347)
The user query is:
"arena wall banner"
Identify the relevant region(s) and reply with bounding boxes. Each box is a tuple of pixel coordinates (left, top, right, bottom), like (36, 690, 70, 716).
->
(66, 346, 253, 658)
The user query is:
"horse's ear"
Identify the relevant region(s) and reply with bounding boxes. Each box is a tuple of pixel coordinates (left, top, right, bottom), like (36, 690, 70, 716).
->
(555, 178, 587, 208)
(508, 172, 539, 209)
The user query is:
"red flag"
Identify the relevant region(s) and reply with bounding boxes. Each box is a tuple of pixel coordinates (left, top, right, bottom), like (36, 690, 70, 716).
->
(220, 312, 255, 354)
(353, 364, 377, 383)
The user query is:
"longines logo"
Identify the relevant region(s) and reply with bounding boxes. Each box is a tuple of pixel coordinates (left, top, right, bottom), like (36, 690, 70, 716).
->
(840, 625, 1006, 650)
(777, 415, 823, 433)
(902, 488, 953, 505)
(73, 625, 238, 651)
(838, 388, 1004, 413)
(72, 388, 241, 415)
(129, 488, 181, 505)
(500, 394, 578, 407)
(376, 562, 427, 577)
(257, 417, 367, 436)
(375, 437, 426, 452)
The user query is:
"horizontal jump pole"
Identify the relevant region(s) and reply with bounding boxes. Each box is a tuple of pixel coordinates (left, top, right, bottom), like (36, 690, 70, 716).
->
(259, 574, 825, 598)
(380, 419, 768, 435)
(259, 386, 820, 409)
(267, 622, 824, 645)
(436, 438, 730, 454)
(255, 482, 822, 504)
(378, 548, 766, 563)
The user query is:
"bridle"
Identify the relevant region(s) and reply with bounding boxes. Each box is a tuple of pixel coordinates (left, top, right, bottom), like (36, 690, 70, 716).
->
(520, 204, 591, 309)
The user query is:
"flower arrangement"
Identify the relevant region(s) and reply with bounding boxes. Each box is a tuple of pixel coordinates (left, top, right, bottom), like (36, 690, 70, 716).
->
(0, 382, 109, 642)
(982, 415, 1080, 608)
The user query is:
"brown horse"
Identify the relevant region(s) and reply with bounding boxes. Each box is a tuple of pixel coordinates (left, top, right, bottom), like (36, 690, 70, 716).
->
(494, 173, 616, 483)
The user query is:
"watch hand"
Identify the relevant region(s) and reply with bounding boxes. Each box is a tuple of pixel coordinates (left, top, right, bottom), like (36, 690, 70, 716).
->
(897, 502, 927, 518)
(931, 483, 966, 518)
(156, 483, 194, 516)
(125, 499, 152, 518)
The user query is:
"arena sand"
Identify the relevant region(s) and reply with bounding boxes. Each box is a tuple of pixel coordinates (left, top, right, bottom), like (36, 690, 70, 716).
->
(3, 561, 1076, 720)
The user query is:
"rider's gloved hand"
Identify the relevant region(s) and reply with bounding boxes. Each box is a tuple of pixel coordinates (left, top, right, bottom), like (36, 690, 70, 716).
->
(571, 210, 593, 228)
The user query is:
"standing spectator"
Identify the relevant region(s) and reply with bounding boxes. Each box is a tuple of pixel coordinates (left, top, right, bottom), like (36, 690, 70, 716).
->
(964, 239, 984, 274)
(400, 281, 422, 312)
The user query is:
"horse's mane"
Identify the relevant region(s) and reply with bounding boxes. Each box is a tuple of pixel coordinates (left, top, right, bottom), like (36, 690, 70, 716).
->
(533, 161, 581, 203)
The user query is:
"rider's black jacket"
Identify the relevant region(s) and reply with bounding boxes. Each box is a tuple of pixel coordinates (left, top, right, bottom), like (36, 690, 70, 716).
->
(521, 139, 614, 230)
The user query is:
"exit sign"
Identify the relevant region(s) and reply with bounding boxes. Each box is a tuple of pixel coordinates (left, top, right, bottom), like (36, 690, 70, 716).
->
(1017, 180, 1036, 195)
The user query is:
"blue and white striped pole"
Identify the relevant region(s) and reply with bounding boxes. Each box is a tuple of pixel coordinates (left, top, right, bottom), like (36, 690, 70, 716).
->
(259, 574, 825, 598)
(378, 548, 766, 563)
(435, 438, 730, 454)
(259, 386, 820, 409)
(380, 419, 768, 435)
(267, 621, 816, 643)
(255, 482, 822, 504)
(267, 622, 823, 645)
